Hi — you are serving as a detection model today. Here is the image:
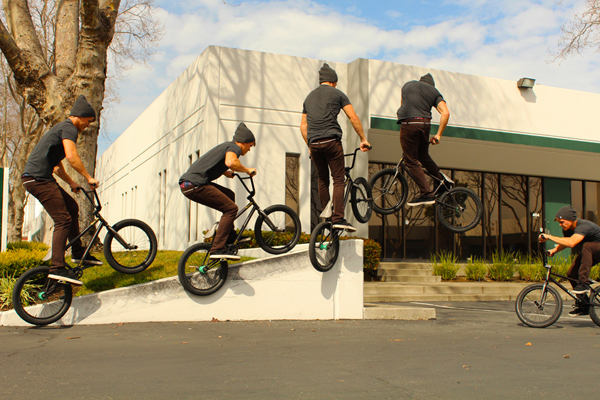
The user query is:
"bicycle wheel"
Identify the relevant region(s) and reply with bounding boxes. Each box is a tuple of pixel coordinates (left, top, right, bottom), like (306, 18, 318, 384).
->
(436, 187, 483, 233)
(309, 221, 340, 272)
(178, 243, 228, 296)
(351, 177, 373, 223)
(369, 168, 409, 215)
(104, 219, 158, 274)
(12, 266, 73, 326)
(515, 283, 563, 328)
(588, 289, 600, 327)
(255, 204, 301, 254)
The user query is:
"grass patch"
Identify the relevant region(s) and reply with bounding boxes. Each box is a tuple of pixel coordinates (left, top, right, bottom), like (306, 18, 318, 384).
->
(465, 257, 488, 281)
(431, 250, 459, 280)
(73, 251, 252, 297)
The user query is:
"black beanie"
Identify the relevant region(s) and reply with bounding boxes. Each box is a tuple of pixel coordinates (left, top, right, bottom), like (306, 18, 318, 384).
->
(319, 63, 338, 84)
(233, 122, 256, 144)
(70, 95, 96, 121)
(555, 206, 578, 221)
(419, 73, 435, 87)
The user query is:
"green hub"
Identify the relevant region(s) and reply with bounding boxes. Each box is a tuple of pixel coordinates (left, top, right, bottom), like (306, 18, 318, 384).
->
(320, 243, 329, 250)
(198, 266, 207, 274)
(38, 292, 46, 300)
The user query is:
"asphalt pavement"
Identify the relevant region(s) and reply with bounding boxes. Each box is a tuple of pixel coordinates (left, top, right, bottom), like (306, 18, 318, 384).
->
(2, 301, 600, 399)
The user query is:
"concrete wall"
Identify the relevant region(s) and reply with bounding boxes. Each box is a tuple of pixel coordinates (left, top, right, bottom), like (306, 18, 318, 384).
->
(0, 240, 364, 326)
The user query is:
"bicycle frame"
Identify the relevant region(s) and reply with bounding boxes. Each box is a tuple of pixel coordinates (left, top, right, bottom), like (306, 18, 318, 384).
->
(539, 249, 598, 305)
(204, 174, 282, 245)
(65, 189, 137, 273)
(392, 157, 452, 197)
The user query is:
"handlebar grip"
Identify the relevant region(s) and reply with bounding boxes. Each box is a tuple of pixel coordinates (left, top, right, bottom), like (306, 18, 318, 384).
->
(249, 171, 257, 177)
(366, 145, 372, 150)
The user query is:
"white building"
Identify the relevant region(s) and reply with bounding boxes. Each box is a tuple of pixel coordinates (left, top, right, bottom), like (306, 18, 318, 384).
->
(96, 46, 600, 260)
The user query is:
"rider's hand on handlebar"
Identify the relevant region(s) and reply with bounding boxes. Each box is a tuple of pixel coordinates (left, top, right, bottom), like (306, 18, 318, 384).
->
(360, 141, 371, 152)
(70, 182, 81, 193)
(224, 170, 235, 179)
(430, 135, 441, 145)
(247, 168, 257, 177)
(88, 177, 99, 189)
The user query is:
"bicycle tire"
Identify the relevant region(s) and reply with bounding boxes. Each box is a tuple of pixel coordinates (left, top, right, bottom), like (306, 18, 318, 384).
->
(12, 266, 73, 326)
(309, 221, 340, 272)
(255, 204, 301, 254)
(351, 177, 373, 223)
(178, 243, 228, 296)
(369, 168, 409, 215)
(588, 289, 600, 327)
(515, 283, 563, 328)
(104, 219, 158, 274)
(436, 187, 483, 233)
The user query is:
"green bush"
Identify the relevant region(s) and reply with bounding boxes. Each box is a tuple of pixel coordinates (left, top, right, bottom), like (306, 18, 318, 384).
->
(465, 257, 488, 281)
(591, 265, 600, 281)
(6, 241, 49, 252)
(0, 248, 51, 277)
(549, 254, 572, 282)
(517, 262, 546, 282)
(431, 251, 459, 280)
(0, 273, 16, 310)
(488, 251, 516, 281)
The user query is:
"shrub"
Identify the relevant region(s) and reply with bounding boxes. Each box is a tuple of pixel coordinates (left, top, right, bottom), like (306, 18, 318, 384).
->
(550, 254, 572, 282)
(465, 257, 488, 281)
(591, 265, 600, 281)
(7, 241, 49, 252)
(488, 251, 516, 281)
(517, 262, 546, 282)
(0, 249, 51, 277)
(0, 273, 16, 310)
(431, 251, 459, 280)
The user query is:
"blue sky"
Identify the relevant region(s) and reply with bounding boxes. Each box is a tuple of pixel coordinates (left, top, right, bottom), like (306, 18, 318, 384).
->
(98, 0, 595, 155)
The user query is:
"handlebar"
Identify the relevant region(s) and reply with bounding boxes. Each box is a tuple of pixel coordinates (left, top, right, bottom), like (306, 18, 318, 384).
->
(76, 187, 102, 214)
(232, 173, 256, 199)
(344, 146, 372, 172)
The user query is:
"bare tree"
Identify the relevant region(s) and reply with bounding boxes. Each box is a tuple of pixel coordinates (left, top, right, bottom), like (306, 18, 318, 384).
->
(554, 0, 600, 61)
(0, 0, 163, 242)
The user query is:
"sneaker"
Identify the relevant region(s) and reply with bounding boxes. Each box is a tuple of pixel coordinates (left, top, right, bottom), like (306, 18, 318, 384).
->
(407, 195, 436, 207)
(71, 255, 103, 265)
(568, 306, 589, 316)
(48, 268, 83, 286)
(572, 283, 591, 295)
(209, 249, 241, 260)
(332, 219, 357, 232)
(227, 236, 251, 246)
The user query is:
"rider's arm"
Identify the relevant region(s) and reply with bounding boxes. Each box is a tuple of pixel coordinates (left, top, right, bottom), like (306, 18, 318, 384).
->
(225, 151, 256, 176)
(54, 161, 79, 192)
(300, 113, 309, 146)
(540, 232, 584, 249)
(63, 139, 99, 188)
(342, 104, 370, 151)
(432, 101, 450, 144)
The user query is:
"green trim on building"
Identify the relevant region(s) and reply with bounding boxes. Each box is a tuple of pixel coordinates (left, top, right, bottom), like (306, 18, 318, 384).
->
(371, 116, 600, 154)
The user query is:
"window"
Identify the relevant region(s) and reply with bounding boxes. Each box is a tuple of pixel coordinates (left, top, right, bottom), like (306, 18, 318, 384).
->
(285, 154, 300, 216)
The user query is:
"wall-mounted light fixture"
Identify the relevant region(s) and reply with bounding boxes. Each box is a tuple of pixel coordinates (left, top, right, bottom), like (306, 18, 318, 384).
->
(517, 77, 535, 89)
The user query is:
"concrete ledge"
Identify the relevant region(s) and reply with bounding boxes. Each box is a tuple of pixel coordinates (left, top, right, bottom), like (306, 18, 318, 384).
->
(364, 304, 436, 320)
(1, 240, 365, 326)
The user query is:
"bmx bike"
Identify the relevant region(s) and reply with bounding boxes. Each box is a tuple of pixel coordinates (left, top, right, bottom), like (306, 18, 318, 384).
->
(178, 173, 301, 296)
(309, 147, 373, 272)
(369, 156, 482, 233)
(12, 188, 157, 326)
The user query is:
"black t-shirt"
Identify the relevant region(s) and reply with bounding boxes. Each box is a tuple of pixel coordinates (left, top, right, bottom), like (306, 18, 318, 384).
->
(564, 219, 600, 254)
(24, 120, 79, 181)
(396, 80, 445, 121)
(179, 141, 242, 186)
(302, 84, 351, 144)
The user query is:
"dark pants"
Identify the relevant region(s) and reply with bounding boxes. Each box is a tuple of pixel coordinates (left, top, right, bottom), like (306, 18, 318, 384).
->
(181, 182, 237, 252)
(22, 178, 85, 272)
(310, 139, 345, 222)
(567, 241, 600, 287)
(400, 122, 442, 196)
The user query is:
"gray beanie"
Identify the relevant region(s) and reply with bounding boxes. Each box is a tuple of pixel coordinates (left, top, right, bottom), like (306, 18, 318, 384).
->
(419, 73, 435, 87)
(319, 63, 338, 84)
(70, 95, 96, 121)
(233, 122, 256, 144)
(555, 206, 578, 221)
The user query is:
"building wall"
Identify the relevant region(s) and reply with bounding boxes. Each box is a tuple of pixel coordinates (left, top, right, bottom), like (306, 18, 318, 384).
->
(96, 46, 600, 252)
